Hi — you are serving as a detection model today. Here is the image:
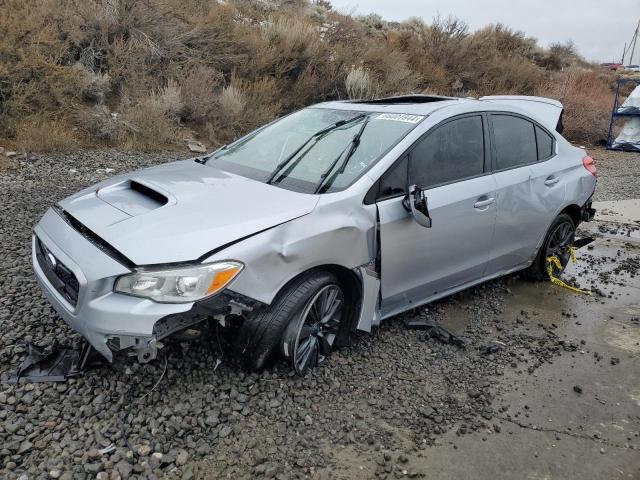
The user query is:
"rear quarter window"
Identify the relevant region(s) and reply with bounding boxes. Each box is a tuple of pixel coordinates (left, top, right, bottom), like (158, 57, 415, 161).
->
(535, 125, 554, 160)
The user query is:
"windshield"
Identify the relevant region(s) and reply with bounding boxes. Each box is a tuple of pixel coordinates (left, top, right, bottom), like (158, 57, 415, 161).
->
(206, 108, 423, 194)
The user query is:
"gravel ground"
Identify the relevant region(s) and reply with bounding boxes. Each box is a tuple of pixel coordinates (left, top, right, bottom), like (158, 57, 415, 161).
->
(587, 147, 640, 201)
(0, 149, 638, 480)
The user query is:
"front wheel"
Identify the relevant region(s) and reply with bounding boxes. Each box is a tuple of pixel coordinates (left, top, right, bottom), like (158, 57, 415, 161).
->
(234, 271, 345, 373)
(524, 213, 575, 281)
(281, 283, 344, 376)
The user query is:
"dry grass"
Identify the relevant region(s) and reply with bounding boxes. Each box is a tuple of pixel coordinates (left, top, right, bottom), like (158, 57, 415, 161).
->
(537, 69, 615, 144)
(14, 117, 77, 152)
(0, 0, 616, 152)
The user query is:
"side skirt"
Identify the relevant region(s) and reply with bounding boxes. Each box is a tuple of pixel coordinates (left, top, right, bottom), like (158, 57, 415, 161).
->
(376, 262, 529, 323)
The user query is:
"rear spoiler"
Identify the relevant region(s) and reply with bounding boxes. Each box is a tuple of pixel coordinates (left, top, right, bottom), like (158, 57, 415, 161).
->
(479, 95, 564, 133)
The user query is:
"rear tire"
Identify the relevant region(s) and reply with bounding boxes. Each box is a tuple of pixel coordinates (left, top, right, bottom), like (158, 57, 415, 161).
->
(234, 271, 344, 372)
(523, 213, 575, 281)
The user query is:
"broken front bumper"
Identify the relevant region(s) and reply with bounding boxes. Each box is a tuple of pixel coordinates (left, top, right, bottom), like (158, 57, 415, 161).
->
(33, 208, 194, 362)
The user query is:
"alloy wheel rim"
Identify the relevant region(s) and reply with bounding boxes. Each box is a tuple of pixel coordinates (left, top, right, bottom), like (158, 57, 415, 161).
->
(292, 285, 344, 375)
(546, 220, 575, 272)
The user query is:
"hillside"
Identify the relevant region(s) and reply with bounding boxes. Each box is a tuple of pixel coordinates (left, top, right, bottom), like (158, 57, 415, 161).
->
(0, 0, 616, 152)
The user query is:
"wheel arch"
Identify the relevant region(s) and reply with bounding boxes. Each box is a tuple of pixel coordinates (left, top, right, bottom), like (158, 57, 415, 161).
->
(559, 203, 582, 227)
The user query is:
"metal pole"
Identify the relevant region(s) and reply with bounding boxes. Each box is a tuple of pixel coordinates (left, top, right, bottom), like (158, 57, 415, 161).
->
(629, 19, 639, 65)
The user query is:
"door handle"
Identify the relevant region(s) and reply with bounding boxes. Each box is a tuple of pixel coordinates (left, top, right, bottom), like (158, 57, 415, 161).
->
(544, 176, 560, 186)
(474, 197, 495, 209)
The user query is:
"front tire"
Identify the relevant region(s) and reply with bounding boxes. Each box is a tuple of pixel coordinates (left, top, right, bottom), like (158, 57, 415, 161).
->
(234, 271, 345, 372)
(524, 213, 575, 281)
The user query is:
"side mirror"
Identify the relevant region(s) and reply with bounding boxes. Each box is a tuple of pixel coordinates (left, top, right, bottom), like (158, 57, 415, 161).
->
(402, 184, 432, 228)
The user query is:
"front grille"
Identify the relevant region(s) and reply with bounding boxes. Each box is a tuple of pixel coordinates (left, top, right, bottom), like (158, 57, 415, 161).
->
(35, 236, 80, 306)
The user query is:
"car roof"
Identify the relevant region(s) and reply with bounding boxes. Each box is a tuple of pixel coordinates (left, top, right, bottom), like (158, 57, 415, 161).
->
(311, 94, 562, 132)
(311, 95, 472, 116)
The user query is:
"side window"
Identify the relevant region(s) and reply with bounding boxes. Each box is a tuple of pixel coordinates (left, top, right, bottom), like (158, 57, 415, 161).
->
(491, 114, 537, 169)
(535, 125, 554, 160)
(409, 115, 484, 188)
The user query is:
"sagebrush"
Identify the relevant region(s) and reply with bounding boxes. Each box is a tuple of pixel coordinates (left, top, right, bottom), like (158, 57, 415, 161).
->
(0, 0, 615, 152)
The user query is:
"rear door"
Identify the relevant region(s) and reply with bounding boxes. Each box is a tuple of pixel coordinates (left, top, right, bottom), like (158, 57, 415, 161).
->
(376, 114, 498, 316)
(485, 114, 565, 275)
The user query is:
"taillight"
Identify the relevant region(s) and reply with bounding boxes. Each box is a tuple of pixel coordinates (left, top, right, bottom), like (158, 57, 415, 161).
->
(582, 156, 596, 177)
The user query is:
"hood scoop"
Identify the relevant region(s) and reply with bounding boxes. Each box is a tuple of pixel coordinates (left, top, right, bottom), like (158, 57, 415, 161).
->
(97, 179, 173, 216)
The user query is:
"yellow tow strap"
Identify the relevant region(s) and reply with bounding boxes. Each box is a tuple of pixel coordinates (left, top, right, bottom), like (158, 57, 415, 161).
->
(546, 246, 591, 295)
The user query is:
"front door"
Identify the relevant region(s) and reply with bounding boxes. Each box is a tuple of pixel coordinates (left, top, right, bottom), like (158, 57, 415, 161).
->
(376, 114, 498, 317)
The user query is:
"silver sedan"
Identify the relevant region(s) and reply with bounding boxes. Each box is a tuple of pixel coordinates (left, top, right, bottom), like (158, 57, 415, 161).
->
(32, 95, 597, 374)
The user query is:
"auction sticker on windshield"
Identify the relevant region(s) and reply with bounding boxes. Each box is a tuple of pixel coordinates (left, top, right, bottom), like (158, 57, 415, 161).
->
(374, 113, 424, 123)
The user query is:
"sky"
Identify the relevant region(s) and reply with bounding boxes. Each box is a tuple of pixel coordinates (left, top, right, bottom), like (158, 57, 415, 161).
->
(329, 0, 640, 63)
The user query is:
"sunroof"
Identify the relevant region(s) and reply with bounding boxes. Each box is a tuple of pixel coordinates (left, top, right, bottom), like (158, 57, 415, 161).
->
(353, 95, 456, 105)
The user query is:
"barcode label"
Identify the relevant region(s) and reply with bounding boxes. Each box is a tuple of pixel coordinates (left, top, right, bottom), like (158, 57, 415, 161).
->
(374, 113, 423, 123)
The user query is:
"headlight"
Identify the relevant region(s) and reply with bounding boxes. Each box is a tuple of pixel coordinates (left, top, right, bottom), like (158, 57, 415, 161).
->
(114, 261, 243, 303)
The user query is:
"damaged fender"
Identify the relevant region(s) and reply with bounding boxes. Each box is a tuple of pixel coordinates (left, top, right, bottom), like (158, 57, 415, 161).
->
(203, 195, 382, 332)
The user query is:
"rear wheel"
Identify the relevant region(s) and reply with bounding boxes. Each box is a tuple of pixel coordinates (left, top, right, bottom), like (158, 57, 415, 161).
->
(524, 213, 575, 280)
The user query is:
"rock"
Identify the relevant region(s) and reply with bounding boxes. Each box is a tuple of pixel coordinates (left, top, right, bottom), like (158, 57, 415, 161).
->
(176, 449, 189, 466)
(84, 462, 103, 474)
(18, 440, 33, 454)
(49, 470, 62, 479)
(205, 415, 219, 427)
(5, 422, 19, 434)
(137, 444, 152, 456)
(186, 140, 207, 153)
(573, 385, 583, 394)
(116, 460, 133, 479)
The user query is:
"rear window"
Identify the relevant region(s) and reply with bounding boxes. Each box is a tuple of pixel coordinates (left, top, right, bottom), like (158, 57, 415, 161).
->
(491, 114, 537, 170)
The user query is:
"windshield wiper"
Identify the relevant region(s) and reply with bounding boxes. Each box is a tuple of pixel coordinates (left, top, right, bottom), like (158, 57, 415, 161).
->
(196, 144, 228, 164)
(314, 115, 370, 194)
(266, 113, 367, 185)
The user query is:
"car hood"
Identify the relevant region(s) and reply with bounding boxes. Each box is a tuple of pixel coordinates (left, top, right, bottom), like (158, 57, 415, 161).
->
(58, 160, 319, 265)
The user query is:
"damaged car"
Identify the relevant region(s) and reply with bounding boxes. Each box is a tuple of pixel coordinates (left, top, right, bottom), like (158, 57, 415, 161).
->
(32, 94, 597, 375)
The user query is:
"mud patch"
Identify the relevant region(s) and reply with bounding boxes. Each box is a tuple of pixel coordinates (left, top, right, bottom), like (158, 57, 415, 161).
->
(603, 320, 640, 353)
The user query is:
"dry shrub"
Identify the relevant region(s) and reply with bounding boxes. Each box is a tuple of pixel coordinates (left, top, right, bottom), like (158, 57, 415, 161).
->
(180, 66, 224, 123)
(0, 0, 616, 149)
(15, 116, 77, 152)
(121, 87, 182, 151)
(345, 67, 375, 100)
(219, 85, 247, 118)
(261, 17, 320, 59)
(537, 69, 614, 144)
(207, 77, 282, 146)
(76, 106, 122, 145)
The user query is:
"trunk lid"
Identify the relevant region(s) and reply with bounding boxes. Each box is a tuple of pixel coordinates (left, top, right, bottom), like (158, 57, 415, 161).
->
(479, 95, 564, 132)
